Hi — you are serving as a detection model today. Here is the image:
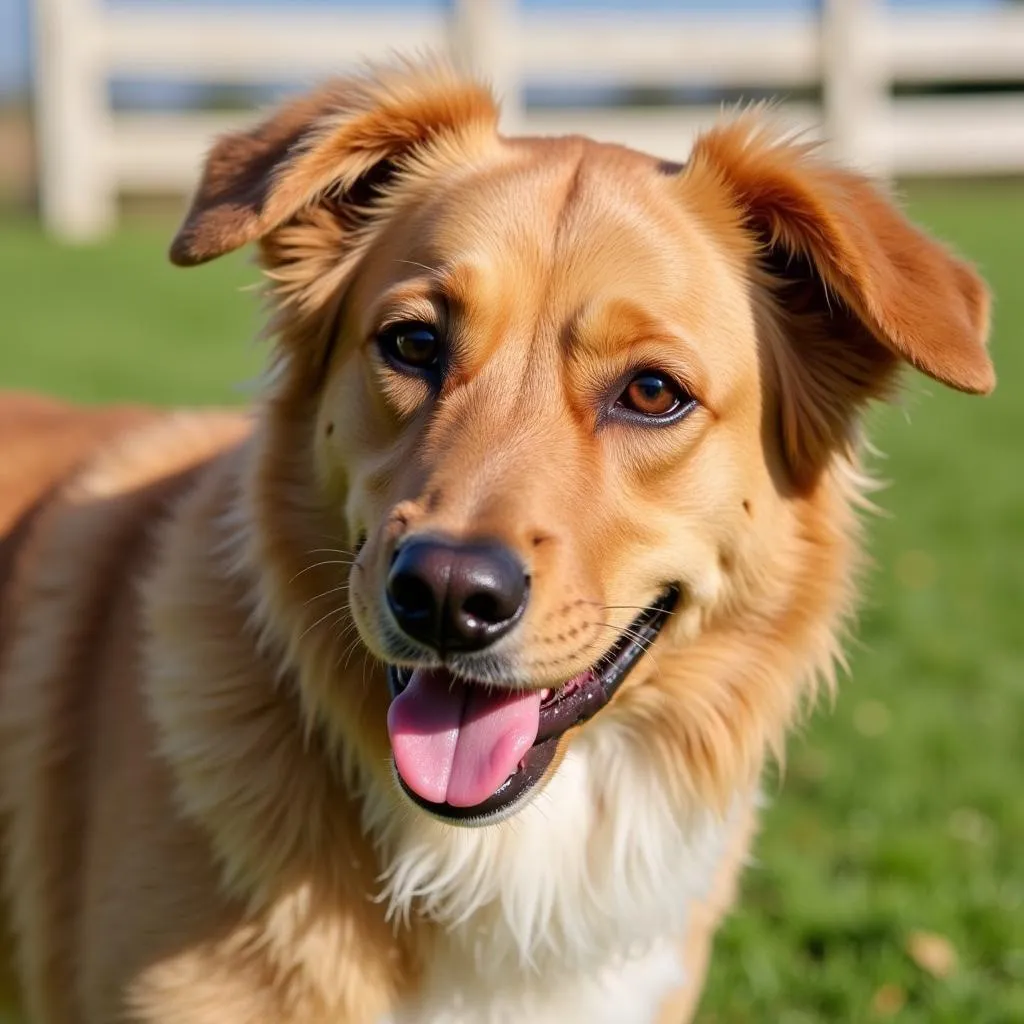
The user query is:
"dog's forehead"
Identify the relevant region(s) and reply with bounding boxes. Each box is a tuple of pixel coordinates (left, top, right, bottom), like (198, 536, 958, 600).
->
(392, 136, 737, 317)
(373, 136, 754, 368)
(424, 135, 688, 248)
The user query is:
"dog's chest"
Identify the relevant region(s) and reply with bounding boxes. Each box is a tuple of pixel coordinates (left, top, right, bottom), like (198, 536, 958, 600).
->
(360, 739, 749, 1024)
(384, 939, 685, 1024)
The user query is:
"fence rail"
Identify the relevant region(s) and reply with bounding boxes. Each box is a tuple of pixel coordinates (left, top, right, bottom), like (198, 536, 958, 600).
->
(34, 0, 1024, 241)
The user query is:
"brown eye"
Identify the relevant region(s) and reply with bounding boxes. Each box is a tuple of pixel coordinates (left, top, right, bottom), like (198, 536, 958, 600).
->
(378, 322, 441, 375)
(618, 371, 690, 419)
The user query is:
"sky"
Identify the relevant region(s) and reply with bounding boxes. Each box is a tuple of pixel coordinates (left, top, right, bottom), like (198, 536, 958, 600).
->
(0, 0, 1003, 100)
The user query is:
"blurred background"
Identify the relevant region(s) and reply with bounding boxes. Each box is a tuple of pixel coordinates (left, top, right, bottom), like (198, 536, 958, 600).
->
(1, 1, 1022, 1021)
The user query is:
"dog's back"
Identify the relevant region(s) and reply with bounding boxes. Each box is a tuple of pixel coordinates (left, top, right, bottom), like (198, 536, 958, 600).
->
(0, 395, 154, 1005)
(0, 395, 256, 1020)
(0, 394, 155, 660)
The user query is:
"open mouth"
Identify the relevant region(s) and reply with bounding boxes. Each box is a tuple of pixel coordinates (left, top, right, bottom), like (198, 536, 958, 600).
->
(385, 586, 679, 825)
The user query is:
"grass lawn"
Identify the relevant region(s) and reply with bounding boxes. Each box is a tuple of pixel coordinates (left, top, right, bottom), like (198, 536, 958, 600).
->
(1, 183, 1022, 1022)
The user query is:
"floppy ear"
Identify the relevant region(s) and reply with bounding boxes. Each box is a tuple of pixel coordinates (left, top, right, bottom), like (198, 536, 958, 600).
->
(169, 61, 498, 267)
(686, 117, 994, 484)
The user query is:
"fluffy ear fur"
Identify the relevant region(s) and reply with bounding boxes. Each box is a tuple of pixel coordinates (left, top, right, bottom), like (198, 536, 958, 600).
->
(686, 117, 994, 485)
(169, 60, 498, 267)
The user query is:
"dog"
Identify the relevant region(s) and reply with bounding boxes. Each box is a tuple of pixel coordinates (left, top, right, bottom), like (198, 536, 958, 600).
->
(0, 61, 993, 1023)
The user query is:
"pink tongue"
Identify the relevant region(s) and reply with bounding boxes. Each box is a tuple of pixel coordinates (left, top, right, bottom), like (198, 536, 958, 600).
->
(387, 669, 541, 808)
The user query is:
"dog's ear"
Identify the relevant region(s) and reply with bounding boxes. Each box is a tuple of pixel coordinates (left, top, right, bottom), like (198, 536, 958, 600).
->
(686, 117, 994, 484)
(169, 61, 497, 267)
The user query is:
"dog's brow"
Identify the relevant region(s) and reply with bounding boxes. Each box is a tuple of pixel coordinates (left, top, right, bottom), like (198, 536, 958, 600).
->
(388, 259, 482, 306)
(368, 281, 439, 331)
(434, 261, 491, 310)
(569, 298, 679, 356)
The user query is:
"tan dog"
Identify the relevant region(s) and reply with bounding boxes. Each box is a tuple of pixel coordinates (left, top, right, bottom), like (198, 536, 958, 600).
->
(0, 62, 993, 1023)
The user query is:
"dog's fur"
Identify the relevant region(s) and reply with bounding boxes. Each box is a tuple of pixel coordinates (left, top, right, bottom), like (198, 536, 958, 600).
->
(0, 62, 993, 1023)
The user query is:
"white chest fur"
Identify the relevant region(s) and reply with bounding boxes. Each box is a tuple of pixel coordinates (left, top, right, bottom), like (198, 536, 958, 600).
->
(361, 718, 748, 1024)
(387, 940, 685, 1024)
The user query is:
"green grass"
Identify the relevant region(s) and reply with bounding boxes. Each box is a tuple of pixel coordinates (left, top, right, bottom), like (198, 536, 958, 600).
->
(701, 183, 1024, 1024)
(1, 185, 1022, 1022)
(0, 219, 262, 405)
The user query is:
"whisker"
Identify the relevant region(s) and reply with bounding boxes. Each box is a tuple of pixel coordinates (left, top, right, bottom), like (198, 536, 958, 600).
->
(304, 583, 350, 607)
(340, 635, 363, 673)
(298, 604, 348, 643)
(331, 617, 358, 642)
(582, 598, 675, 616)
(587, 622, 660, 667)
(394, 258, 437, 275)
(290, 559, 356, 583)
(331, 623, 361, 668)
(589, 621, 654, 645)
(600, 603, 676, 617)
(593, 622, 663, 671)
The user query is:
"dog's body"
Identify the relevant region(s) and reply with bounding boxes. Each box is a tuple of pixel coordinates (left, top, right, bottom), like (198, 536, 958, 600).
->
(0, 63, 992, 1023)
(0, 401, 748, 1024)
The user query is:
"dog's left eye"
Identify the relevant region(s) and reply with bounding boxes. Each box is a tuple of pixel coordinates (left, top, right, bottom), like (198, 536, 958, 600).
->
(377, 322, 441, 374)
(615, 371, 694, 422)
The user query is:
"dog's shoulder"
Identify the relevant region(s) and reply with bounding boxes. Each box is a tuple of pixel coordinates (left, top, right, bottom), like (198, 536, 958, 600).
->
(0, 399, 251, 662)
(0, 402, 253, 733)
(1, 405, 252, 656)
(0, 395, 155, 661)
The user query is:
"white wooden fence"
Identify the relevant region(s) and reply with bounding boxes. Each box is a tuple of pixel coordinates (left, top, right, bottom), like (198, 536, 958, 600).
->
(34, 0, 1024, 241)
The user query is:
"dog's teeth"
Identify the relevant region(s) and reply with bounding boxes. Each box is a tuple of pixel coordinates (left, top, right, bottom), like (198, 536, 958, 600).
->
(540, 688, 551, 700)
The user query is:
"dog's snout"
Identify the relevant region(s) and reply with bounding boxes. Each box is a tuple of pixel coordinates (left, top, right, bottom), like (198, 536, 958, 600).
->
(386, 535, 528, 654)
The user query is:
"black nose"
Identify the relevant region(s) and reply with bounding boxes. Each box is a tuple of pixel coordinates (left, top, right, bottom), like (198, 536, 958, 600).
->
(386, 535, 528, 654)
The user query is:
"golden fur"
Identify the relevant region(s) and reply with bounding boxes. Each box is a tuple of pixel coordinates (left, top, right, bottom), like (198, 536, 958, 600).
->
(0, 61, 992, 1023)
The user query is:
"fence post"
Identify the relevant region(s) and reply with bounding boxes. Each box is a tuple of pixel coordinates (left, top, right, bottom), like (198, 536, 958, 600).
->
(34, 0, 114, 241)
(821, 0, 889, 175)
(451, 0, 523, 131)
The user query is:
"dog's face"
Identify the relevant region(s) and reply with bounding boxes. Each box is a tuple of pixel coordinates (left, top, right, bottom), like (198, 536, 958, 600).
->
(315, 141, 774, 820)
(173, 64, 993, 827)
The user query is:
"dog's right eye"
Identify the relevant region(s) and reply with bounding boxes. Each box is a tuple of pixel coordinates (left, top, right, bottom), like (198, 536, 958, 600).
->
(377, 322, 441, 375)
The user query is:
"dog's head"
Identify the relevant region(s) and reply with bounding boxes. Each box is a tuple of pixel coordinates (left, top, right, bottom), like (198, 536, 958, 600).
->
(173, 62, 992, 828)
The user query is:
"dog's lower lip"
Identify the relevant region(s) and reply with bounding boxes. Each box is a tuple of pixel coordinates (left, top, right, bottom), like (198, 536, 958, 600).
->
(386, 585, 679, 825)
